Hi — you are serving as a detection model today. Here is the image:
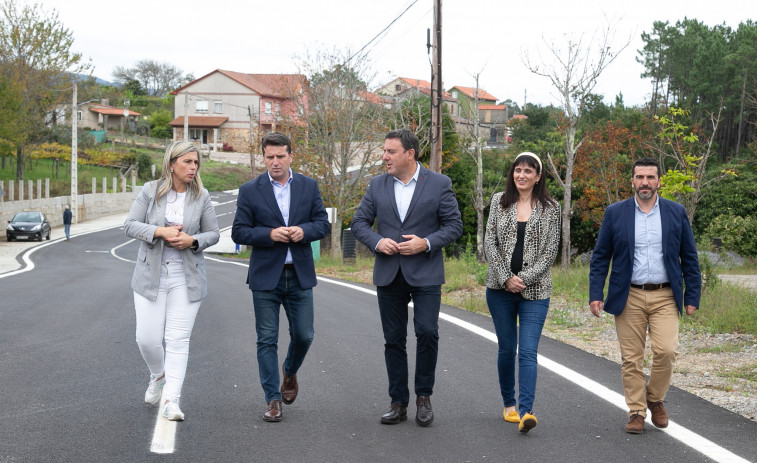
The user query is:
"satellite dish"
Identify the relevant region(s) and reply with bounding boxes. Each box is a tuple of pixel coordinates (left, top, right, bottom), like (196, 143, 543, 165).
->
(123, 109, 129, 117)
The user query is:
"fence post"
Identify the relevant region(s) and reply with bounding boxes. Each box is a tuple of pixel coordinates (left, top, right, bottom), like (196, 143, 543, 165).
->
(92, 177, 96, 194)
(45, 178, 49, 198)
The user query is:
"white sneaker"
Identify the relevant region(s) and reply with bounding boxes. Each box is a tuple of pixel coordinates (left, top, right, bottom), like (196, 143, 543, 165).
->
(162, 399, 184, 421)
(144, 373, 165, 404)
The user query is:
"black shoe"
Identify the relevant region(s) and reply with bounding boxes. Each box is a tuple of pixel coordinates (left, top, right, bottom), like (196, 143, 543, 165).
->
(380, 403, 407, 424)
(415, 396, 434, 427)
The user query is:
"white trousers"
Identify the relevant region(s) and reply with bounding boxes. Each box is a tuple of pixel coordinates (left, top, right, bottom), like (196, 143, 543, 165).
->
(134, 261, 202, 401)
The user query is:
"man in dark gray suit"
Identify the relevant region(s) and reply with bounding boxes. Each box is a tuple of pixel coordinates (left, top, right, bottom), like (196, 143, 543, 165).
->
(352, 129, 463, 427)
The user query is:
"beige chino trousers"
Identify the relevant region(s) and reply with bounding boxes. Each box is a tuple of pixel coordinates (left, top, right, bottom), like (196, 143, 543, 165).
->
(614, 287, 679, 418)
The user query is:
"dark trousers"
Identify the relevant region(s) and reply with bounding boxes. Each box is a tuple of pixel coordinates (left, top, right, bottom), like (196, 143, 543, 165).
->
(252, 267, 314, 403)
(376, 269, 441, 405)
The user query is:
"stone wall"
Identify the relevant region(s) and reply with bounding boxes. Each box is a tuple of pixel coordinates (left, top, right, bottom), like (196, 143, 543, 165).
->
(0, 189, 137, 227)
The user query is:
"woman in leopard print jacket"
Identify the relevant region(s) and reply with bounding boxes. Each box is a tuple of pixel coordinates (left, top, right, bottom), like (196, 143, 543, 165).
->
(484, 152, 560, 433)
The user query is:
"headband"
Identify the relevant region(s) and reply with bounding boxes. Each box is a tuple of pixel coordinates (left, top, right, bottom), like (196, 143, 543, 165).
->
(514, 152, 542, 173)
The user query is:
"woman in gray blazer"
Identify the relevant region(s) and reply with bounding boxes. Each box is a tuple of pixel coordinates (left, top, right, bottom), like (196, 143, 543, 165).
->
(124, 141, 219, 421)
(484, 152, 560, 434)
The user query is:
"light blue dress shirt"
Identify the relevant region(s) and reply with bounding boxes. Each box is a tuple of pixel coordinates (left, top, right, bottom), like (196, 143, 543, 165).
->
(375, 162, 431, 253)
(632, 195, 669, 285)
(269, 169, 293, 264)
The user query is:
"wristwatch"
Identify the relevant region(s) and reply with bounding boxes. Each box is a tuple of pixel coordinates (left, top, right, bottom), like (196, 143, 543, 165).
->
(191, 238, 199, 251)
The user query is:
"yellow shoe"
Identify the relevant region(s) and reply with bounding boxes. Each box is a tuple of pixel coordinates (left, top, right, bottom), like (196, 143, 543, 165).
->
(519, 412, 537, 433)
(503, 409, 520, 423)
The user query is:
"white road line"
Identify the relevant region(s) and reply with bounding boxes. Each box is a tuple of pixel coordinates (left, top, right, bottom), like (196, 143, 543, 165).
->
(316, 276, 751, 463)
(149, 395, 176, 454)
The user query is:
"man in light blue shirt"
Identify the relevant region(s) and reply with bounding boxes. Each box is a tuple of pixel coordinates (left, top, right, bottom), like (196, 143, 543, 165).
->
(590, 158, 701, 435)
(232, 132, 330, 422)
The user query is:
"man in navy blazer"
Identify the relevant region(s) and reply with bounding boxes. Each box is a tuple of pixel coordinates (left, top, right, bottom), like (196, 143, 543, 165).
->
(352, 129, 462, 427)
(232, 132, 330, 422)
(589, 157, 701, 434)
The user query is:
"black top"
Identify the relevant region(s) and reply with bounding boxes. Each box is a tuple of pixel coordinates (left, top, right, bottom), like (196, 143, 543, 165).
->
(510, 221, 527, 275)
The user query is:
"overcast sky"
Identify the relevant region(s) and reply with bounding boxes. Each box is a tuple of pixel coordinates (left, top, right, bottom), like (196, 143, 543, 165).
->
(44, 0, 754, 108)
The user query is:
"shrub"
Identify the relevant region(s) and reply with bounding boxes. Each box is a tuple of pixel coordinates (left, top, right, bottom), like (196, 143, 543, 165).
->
(222, 142, 235, 152)
(702, 214, 757, 257)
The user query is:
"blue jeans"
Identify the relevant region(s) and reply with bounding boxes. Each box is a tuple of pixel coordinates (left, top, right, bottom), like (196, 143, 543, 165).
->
(64, 223, 70, 239)
(486, 288, 549, 416)
(376, 269, 441, 405)
(252, 267, 314, 403)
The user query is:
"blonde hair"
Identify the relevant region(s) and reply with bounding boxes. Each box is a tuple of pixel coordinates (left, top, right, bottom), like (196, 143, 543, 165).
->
(156, 141, 203, 203)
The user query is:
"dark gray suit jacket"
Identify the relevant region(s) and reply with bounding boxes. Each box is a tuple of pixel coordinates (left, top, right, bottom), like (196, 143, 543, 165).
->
(351, 165, 462, 287)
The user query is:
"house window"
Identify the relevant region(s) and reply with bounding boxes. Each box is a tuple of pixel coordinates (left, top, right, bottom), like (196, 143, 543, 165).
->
(451, 91, 458, 98)
(275, 103, 281, 114)
(195, 100, 208, 113)
(214, 101, 223, 113)
(77, 110, 83, 122)
(264, 102, 272, 115)
(395, 84, 402, 92)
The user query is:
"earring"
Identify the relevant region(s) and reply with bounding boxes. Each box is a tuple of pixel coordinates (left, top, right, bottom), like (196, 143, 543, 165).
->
(170, 169, 173, 173)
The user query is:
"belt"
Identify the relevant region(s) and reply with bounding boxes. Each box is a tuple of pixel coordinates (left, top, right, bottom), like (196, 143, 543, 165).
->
(283, 263, 295, 270)
(630, 282, 670, 291)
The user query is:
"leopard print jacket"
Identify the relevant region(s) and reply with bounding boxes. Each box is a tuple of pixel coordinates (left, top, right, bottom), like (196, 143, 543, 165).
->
(484, 192, 561, 300)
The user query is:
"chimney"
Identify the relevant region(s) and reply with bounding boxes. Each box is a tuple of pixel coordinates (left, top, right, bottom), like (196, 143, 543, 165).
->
(101, 98, 109, 106)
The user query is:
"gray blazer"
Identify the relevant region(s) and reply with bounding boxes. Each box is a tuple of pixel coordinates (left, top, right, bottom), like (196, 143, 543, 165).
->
(351, 165, 462, 287)
(124, 180, 220, 301)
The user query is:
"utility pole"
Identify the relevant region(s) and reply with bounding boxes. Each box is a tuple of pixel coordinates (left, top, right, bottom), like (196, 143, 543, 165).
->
(429, 0, 442, 173)
(71, 83, 79, 224)
(248, 105, 257, 178)
(183, 92, 189, 141)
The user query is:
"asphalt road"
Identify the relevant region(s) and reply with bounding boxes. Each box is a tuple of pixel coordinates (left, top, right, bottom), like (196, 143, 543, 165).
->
(1, 191, 755, 462)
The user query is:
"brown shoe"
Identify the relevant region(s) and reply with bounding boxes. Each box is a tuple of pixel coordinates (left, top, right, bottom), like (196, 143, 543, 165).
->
(415, 396, 434, 427)
(263, 400, 282, 422)
(380, 403, 408, 424)
(281, 364, 298, 405)
(625, 414, 644, 434)
(647, 400, 669, 428)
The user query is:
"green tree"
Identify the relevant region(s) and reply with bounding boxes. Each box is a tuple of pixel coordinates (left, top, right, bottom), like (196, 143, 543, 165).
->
(294, 48, 389, 256)
(0, 0, 90, 180)
(148, 109, 172, 139)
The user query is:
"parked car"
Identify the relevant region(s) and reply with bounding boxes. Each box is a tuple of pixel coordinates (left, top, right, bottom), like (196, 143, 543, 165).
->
(6, 211, 51, 241)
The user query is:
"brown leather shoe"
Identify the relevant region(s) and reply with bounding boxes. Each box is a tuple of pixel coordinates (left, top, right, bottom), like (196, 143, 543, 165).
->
(415, 396, 434, 427)
(380, 403, 408, 424)
(647, 400, 669, 428)
(263, 400, 282, 422)
(281, 364, 298, 405)
(625, 414, 644, 434)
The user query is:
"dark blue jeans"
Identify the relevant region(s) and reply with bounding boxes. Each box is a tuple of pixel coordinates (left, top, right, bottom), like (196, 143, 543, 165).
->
(376, 269, 441, 405)
(252, 268, 314, 403)
(486, 288, 549, 416)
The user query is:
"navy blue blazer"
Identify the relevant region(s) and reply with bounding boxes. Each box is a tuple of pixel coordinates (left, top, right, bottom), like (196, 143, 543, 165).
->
(351, 165, 463, 287)
(589, 197, 701, 316)
(231, 171, 330, 291)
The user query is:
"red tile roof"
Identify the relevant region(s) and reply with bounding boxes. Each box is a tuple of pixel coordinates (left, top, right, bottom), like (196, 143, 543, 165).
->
(169, 116, 229, 127)
(450, 86, 498, 102)
(479, 104, 506, 110)
(399, 77, 431, 88)
(172, 69, 306, 98)
(87, 104, 141, 117)
(358, 90, 391, 105)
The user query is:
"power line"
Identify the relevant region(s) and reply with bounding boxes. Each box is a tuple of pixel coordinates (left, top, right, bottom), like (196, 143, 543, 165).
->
(346, 0, 419, 63)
